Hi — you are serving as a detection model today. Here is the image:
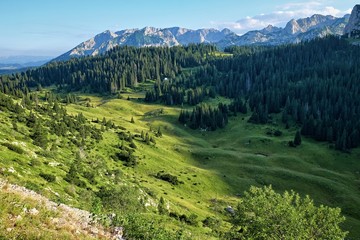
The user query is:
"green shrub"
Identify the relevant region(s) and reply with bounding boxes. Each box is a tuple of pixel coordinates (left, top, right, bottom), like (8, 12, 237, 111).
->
(156, 172, 183, 185)
(113, 150, 138, 167)
(96, 185, 143, 213)
(39, 172, 56, 182)
(2, 142, 25, 154)
(202, 216, 221, 229)
(83, 171, 97, 185)
(274, 130, 283, 136)
(111, 214, 187, 240)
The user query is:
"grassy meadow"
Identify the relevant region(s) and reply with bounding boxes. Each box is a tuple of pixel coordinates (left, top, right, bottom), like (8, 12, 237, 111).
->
(65, 89, 360, 238)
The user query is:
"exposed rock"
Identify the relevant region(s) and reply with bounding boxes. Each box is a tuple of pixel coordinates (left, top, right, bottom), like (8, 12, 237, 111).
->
(29, 208, 39, 216)
(225, 205, 235, 215)
(344, 5, 360, 37)
(53, 14, 349, 62)
(112, 226, 124, 240)
(0, 178, 117, 239)
(54, 27, 234, 61)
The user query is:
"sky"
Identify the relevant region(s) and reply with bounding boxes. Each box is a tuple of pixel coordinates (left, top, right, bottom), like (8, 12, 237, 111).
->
(0, 0, 357, 58)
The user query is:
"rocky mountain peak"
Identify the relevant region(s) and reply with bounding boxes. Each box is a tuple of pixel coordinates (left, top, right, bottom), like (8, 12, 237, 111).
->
(284, 14, 336, 35)
(344, 5, 360, 36)
(53, 13, 349, 62)
(142, 26, 158, 35)
(285, 19, 301, 34)
(221, 28, 233, 35)
(261, 24, 281, 34)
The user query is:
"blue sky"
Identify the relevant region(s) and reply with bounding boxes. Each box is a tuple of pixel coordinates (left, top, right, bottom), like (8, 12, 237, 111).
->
(0, 0, 357, 57)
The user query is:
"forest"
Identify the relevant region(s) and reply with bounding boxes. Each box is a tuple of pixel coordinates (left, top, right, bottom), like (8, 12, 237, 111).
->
(1, 37, 360, 151)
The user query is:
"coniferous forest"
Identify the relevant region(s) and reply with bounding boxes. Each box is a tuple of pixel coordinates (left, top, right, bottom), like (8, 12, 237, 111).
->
(1, 37, 360, 149)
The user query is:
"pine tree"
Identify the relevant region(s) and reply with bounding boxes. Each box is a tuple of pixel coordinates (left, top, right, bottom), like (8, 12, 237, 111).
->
(31, 122, 48, 149)
(294, 130, 302, 146)
(158, 197, 168, 215)
(156, 126, 162, 137)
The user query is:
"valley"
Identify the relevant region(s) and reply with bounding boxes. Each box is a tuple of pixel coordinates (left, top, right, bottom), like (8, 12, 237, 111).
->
(1, 82, 360, 238)
(1, 3, 360, 238)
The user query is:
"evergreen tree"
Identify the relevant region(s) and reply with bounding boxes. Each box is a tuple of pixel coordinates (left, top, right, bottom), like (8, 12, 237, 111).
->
(294, 130, 302, 146)
(158, 197, 168, 215)
(31, 122, 48, 149)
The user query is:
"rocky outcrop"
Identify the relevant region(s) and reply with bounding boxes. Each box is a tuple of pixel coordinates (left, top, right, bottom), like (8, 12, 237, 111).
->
(0, 179, 117, 239)
(344, 5, 360, 37)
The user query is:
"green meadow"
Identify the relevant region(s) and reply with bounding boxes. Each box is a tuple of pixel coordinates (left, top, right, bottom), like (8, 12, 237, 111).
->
(66, 89, 360, 238)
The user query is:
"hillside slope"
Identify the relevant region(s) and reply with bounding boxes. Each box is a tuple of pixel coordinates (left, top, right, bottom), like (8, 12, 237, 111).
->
(0, 179, 115, 239)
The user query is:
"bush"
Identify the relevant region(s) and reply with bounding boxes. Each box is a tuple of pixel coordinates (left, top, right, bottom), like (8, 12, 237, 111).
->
(2, 142, 25, 154)
(39, 172, 56, 182)
(113, 150, 138, 167)
(288, 141, 296, 147)
(228, 185, 347, 239)
(96, 185, 143, 213)
(73, 178, 86, 188)
(169, 212, 198, 226)
(203, 216, 221, 229)
(274, 130, 282, 136)
(83, 171, 97, 185)
(156, 172, 183, 185)
(111, 214, 186, 240)
(129, 141, 137, 149)
(29, 158, 42, 166)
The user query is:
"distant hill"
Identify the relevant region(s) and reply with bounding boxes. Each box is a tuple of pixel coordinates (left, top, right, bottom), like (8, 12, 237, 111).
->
(54, 14, 349, 61)
(0, 56, 51, 74)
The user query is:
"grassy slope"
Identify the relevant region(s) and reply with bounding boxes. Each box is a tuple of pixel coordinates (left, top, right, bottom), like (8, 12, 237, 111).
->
(0, 89, 359, 238)
(0, 180, 111, 240)
(65, 92, 360, 238)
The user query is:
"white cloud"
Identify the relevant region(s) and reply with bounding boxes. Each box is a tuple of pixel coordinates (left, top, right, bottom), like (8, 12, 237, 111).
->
(214, 1, 351, 35)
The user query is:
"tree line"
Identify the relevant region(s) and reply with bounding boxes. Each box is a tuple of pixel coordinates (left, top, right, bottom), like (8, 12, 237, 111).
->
(0, 44, 216, 95)
(148, 37, 360, 150)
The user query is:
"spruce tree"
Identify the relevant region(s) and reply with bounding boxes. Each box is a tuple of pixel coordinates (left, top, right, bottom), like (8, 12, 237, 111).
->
(294, 130, 302, 146)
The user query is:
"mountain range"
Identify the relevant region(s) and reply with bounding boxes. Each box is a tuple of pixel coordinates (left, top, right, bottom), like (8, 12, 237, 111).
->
(54, 14, 349, 61)
(0, 56, 52, 74)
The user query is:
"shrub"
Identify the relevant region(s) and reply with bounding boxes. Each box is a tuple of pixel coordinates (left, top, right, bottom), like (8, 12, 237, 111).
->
(39, 172, 56, 182)
(202, 216, 221, 229)
(29, 158, 42, 166)
(96, 185, 143, 213)
(274, 130, 282, 136)
(83, 171, 97, 185)
(288, 141, 296, 147)
(2, 142, 25, 154)
(156, 172, 183, 185)
(228, 185, 347, 239)
(129, 141, 137, 149)
(111, 214, 185, 240)
(113, 150, 138, 167)
(169, 212, 198, 226)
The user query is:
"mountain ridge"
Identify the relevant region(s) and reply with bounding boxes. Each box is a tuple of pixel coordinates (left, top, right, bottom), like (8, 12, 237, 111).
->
(344, 4, 360, 37)
(54, 13, 349, 61)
